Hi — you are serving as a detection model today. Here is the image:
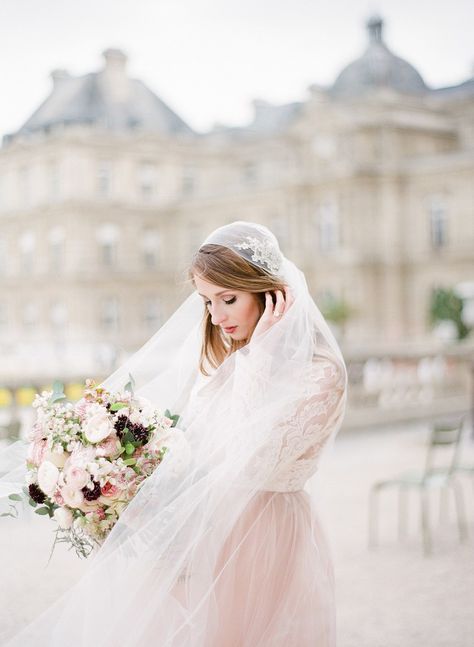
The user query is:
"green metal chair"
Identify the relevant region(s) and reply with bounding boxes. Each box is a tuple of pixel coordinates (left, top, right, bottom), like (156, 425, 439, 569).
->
(368, 417, 469, 556)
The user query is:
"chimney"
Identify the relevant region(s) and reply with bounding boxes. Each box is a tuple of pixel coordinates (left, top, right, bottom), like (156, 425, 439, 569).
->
(100, 48, 129, 102)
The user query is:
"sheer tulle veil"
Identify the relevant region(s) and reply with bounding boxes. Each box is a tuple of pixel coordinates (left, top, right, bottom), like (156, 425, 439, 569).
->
(0, 221, 347, 646)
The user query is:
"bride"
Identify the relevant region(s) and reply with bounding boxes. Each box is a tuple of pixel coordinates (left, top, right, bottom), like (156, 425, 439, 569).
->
(1, 221, 347, 646)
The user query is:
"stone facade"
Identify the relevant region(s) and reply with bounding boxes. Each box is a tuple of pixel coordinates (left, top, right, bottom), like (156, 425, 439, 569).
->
(0, 17, 473, 383)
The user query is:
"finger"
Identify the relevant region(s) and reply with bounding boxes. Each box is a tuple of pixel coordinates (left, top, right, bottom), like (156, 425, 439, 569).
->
(264, 292, 273, 315)
(274, 290, 285, 317)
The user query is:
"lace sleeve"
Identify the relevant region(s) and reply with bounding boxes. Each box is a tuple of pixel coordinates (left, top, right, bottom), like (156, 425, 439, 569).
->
(277, 353, 346, 461)
(233, 345, 347, 490)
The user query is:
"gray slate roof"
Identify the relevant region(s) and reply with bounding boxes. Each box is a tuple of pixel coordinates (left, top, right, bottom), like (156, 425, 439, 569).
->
(10, 49, 194, 140)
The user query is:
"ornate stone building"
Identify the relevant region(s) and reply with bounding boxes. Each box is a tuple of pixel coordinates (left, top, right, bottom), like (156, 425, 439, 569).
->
(0, 16, 473, 384)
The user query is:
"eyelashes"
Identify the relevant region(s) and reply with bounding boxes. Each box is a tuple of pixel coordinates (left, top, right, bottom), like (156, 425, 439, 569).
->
(205, 297, 237, 307)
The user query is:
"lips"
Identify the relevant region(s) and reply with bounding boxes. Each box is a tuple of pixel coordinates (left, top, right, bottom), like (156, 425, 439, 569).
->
(223, 326, 237, 333)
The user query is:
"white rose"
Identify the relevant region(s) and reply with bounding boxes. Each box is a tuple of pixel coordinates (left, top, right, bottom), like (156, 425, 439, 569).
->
(60, 485, 85, 508)
(37, 460, 60, 496)
(53, 507, 73, 529)
(164, 430, 191, 477)
(64, 465, 90, 490)
(83, 410, 114, 444)
(43, 449, 69, 469)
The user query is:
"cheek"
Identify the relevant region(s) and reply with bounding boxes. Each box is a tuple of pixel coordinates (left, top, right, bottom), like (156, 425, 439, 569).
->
(242, 299, 260, 325)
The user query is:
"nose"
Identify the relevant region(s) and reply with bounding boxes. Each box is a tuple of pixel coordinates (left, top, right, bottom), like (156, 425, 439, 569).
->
(210, 304, 227, 326)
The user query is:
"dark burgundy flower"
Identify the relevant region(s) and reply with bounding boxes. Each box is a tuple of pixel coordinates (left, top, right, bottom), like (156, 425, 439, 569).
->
(29, 483, 47, 504)
(82, 480, 102, 501)
(129, 423, 150, 445)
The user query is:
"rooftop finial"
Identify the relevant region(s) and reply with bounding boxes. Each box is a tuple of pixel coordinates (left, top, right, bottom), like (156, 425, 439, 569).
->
(367, 14, 384, 43)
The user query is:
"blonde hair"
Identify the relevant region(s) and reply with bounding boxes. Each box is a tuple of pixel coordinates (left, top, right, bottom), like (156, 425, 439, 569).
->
(188, 244, 287, 375)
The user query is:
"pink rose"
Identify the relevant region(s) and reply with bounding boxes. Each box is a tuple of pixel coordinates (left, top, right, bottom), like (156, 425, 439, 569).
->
(101, 482, 120, 498)
(96, 435, 121, 458)
(64, 465, 90, 490)
(27, 438, 48, 467)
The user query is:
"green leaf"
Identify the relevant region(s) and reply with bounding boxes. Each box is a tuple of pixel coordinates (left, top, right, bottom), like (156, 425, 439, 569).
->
(35, 507, 50, 515)
(28, 498, 38, 507)
(8, 493, 23, 501)
(48, 380, 66, 405)
(125, 443, 135, 455)
(22, 486, 29, 496)
(122, 458, 136, 466)
(109, 402, 128, 412)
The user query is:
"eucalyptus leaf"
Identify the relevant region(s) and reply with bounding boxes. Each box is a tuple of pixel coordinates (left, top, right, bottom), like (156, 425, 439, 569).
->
(8, 493, 22, 501)
(28, 498, 38, 507)
(35, 507, 50, 515)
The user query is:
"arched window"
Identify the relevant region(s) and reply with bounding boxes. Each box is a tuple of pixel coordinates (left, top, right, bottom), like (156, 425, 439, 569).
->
(142, 229, 161, 269)
(317, 201, 340, 253)
(50, 301, 68, 330)
(96, 223, 120, 268)
(18, 230, 36, 274)
(143, 296, 162, 332)
(48, 226, 65, 272)
(97, 160, 112, 198)
(428, 195, 448, 249)
(138, 162, 157, 199)
(22, 302, 39, 330)
(100, 296, 120, 332)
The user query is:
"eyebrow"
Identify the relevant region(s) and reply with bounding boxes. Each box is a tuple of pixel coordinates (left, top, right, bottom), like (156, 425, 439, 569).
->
(198, 290, 233, 298)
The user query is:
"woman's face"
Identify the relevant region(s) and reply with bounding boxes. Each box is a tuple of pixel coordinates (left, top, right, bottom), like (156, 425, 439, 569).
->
(193, 274, 261, 342)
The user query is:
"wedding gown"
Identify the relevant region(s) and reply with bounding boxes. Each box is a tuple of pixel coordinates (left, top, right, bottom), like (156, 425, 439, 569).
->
(172, 350, 346, 646)
(0, 221, 347, 647)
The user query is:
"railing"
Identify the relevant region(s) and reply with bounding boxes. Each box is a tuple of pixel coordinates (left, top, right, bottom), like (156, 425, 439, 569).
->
(343, 341, 474, 429)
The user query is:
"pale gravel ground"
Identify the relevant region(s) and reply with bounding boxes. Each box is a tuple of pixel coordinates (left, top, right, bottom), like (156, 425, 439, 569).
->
(0, 420, 473, 646)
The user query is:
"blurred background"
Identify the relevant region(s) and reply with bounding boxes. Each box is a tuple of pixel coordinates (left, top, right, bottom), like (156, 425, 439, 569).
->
(0, 1, 473, 645)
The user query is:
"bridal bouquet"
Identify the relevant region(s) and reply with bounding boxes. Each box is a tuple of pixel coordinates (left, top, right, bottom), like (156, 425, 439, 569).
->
(10, 377, 180, 558)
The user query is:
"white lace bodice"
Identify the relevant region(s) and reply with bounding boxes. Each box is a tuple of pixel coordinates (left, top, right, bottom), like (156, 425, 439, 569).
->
(183, 351, 346, 493)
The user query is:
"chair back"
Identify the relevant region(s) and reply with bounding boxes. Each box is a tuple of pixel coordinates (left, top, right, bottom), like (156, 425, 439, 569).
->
(423, 417, 465, 480)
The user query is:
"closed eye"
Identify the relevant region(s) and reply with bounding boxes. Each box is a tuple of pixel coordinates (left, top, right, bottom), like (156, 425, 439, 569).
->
(204, 297, 237, 306)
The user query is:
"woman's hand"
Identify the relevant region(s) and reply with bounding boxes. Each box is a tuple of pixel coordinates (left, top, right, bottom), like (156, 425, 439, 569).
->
(253, 288, 295, 338)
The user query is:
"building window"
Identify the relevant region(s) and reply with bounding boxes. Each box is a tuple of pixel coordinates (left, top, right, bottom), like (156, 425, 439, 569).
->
(97, 223, 119, 268)
(138, 162, 156, 200)
(317, 201, 340, 253)
(143, 296, 161, 332)
(242, 162, 258, 187)
(48, 226, 65, 273)
(428, 196, 448, 250)
(18, 230, 36, 274)
(49, 162, 60, 201)
(100, 296, 120, 332)
(19, 166, 31, 207)
(22, 302, 39, 330)
(0, 303, 7, 330)
(97, 160, 112, 198)
(142, 229, 160, 269)
(182, 165, 196, 197)
(0, 238, 6, 275)
(50, 301, 68, 330)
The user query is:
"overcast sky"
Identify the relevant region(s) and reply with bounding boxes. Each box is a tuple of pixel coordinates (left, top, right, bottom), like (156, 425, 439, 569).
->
(0, 0, 472, 136)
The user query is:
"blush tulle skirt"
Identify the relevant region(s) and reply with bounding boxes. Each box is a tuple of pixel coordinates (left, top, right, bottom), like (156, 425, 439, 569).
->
(2, 490, 336, 647)
(173, 489, 336, 647)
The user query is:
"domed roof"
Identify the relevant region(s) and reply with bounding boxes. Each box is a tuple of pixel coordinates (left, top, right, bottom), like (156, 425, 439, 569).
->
(331, 16, 427, 99)
(8, 49, 194, 141)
